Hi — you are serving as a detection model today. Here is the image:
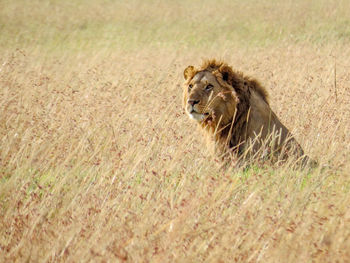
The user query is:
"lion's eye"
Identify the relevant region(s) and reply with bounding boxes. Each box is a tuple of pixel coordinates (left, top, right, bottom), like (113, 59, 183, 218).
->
(188, 84, 193, 91)
(205, 84, 213, 91)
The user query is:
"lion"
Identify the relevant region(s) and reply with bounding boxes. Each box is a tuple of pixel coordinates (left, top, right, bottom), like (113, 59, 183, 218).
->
(183, 59, 311, 168)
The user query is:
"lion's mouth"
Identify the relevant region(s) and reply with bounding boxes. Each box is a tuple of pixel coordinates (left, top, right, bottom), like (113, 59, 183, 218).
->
(188, 110, 210, 121)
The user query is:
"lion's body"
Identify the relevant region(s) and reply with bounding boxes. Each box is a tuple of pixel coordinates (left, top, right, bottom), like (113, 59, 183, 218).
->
(183, 59, 307, 167)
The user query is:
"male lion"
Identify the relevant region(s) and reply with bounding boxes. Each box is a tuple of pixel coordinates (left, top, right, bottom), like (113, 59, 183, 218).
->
(183, 59, 310, 167)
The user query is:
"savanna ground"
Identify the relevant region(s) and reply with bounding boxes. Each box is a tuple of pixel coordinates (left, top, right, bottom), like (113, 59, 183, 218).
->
(1, 0, 350, 262)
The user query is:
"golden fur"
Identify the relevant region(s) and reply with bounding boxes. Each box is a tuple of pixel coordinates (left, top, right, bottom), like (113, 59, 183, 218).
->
(183, 59, 309, 167)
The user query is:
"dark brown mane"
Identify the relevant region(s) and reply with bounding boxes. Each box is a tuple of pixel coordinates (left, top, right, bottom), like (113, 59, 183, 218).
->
(191, 60, 269, 154)
(197, 59, 269, 104)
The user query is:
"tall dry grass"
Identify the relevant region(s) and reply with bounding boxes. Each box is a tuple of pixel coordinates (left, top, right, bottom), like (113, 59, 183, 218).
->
(1, 0, 350, 262)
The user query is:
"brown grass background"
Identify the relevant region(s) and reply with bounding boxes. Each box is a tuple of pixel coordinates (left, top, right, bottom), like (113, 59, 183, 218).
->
(1, 0, 350, 262)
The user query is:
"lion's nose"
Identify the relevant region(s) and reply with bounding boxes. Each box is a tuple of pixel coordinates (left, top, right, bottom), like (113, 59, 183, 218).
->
(188, 99, 200, 106)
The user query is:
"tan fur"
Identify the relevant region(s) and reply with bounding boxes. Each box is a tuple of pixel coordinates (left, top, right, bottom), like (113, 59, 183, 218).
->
(183, 59, 310, 167)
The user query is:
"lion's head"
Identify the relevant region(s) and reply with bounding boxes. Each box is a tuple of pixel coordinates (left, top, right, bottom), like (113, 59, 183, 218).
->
(183, 62, 236, 128)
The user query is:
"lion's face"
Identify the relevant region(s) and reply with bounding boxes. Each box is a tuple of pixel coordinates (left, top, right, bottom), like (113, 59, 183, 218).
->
(183, 66, 238, 126)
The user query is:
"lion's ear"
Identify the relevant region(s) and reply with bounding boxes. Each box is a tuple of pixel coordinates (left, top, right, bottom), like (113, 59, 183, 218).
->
(219, 65, 233, 82)
(184, 65, 195, 80)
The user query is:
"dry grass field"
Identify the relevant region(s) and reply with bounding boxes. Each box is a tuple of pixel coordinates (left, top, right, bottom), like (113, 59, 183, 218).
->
(1, 0, 350, 262)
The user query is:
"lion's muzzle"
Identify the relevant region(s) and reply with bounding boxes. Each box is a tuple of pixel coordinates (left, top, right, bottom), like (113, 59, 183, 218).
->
(186, 101, 209, 121)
